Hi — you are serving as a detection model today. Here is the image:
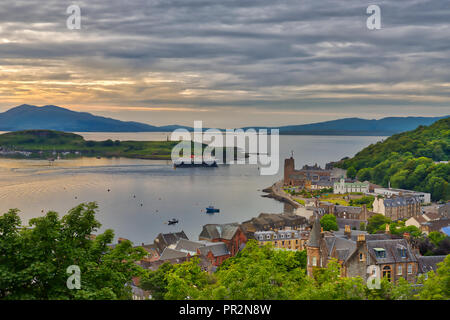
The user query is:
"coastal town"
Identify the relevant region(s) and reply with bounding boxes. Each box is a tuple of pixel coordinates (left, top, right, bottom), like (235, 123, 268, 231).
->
(119, 155, 450, 299)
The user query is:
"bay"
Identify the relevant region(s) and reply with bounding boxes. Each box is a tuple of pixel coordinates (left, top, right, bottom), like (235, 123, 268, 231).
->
(0, 133, 385, 244)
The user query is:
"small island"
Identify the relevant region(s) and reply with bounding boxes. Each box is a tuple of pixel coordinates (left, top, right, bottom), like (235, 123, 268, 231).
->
(0, 130, 179, 160)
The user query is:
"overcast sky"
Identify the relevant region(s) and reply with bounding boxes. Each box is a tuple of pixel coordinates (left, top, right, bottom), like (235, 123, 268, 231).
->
(0, 0, 449, 127)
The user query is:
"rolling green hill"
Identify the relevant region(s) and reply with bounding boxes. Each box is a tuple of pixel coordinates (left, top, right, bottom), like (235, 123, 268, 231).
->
(0, 130, 178, 160)
(336, 117, 450, 201)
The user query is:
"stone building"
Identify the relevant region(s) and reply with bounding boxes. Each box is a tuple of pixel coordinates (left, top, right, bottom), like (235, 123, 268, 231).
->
(199, 223, 247, 257)
(306, 216, 420, 283)
(284, 157, 332, 187)
(154, 231, 189, 254)
(334, 178, 369, 194)
(240, 213, 308, 238)
(254, 228, 310, 251)
(372, 196, 421, 220)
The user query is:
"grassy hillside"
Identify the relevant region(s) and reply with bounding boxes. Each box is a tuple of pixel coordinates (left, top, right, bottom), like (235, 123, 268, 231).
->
(0, 130, 178, 160)
(336, 118, 450, 201)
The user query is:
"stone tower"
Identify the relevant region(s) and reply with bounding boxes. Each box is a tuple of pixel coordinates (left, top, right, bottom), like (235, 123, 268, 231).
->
(284, 157, 295, 186)
(306, 215, 322, 277)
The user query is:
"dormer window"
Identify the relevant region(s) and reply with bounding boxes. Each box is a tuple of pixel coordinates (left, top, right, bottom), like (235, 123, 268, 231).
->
(374, 248, 386, 258)
(266, 234, 271, 240)
(259, 235, 264, 241)
(399, 247, 407, 258)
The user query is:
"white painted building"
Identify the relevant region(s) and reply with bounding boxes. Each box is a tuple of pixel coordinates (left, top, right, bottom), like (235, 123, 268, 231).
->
(333, 178, 369, 194)
(373, 187, 431, 204)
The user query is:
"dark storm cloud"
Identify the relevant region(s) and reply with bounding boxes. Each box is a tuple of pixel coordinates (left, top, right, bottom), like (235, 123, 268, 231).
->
(0, 0, 449, 124)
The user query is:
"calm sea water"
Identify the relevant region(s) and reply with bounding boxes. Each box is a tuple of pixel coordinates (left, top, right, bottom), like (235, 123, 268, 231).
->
(0, 133, 384, 244)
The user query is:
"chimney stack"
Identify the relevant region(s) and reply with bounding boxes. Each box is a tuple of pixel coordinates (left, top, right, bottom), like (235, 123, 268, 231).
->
(344, 225, 351, 238)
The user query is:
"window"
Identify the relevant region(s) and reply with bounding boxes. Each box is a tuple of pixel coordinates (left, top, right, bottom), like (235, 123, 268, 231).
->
(398, 247, 407, 258)
(266, 234, 271, 240)
(374, 248, 386, 258)
(359, 253, 364, 261)
(408, 264, 413, 274)
(382, 266, 392, 282)
(397, 265, 402, 275)
(312, 256, 317, 266)
(259, 235, 263, 241)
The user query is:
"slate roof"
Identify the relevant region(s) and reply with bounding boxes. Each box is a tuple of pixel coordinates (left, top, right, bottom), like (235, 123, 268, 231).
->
(197, 242, 230, 257)
(157, 231, 188, 246)
(174, 239, 208, 253)
(159, 248, 189, 261)
(335, 206, 363, 214)
(336, 218, 365, 230)
(199, 223, 240, 240)
(417, 255, 446, 273)
(384, 196, 420, 207)
(308, 215, 321, 247)
(325, 236, 356, 262)
(366, 239, 417, 264)
(422, 218, 450, 232)
(424, 212, 442, 221)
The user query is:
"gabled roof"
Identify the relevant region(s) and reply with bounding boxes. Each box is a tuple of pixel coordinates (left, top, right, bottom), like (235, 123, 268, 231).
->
(159, 247, 189, 261)
(417, 255, 446, 273)
(366, 239, 417, 264)
(424, 212, 442, 221)
(199, 223, 240, 240)
(383, 196, 420, 207)
(335, 206, 363, 214)
(158, 231, 188, 245)
(198, 242, 230, 257)
(422, 218, 450, 231)
(308, 215, 321, 247)
(174, 239, 207, 253)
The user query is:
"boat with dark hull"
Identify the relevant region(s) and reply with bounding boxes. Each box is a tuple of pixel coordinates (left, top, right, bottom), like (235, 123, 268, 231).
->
(205, 206, 220, 213)
(173, 156, 218, 168)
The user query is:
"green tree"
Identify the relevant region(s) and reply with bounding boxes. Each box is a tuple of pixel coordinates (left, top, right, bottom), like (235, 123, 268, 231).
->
(320, 214, 339, 231)
(347, 166, 357, 179)
(0, 203, 146, 300)
(205, 241, 308, 300)
(359, 222, 366, 231)
(139, 262, 175, 300)
(416, 255, 450, 300)
(356, 168, 372, 181)
(366, 214, 391, 234)
(428, 231, 446, 247)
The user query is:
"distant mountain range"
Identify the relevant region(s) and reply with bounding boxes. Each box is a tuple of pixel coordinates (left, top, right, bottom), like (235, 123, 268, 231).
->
(0, 104, 447, 135)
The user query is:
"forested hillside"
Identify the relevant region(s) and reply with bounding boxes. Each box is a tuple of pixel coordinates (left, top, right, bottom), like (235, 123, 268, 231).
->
(336, 118, 449, 201)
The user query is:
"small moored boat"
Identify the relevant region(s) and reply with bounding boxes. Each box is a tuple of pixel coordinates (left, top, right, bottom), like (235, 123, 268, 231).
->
(205, 206, 220, 213)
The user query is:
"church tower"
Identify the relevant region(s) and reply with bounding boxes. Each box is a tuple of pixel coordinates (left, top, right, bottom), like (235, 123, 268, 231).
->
(306, 215, 322, 277)
(284, 156, 295, 186)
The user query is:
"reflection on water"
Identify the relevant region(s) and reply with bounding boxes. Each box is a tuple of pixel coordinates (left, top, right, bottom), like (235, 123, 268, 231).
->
(0, 134, 385, 244)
